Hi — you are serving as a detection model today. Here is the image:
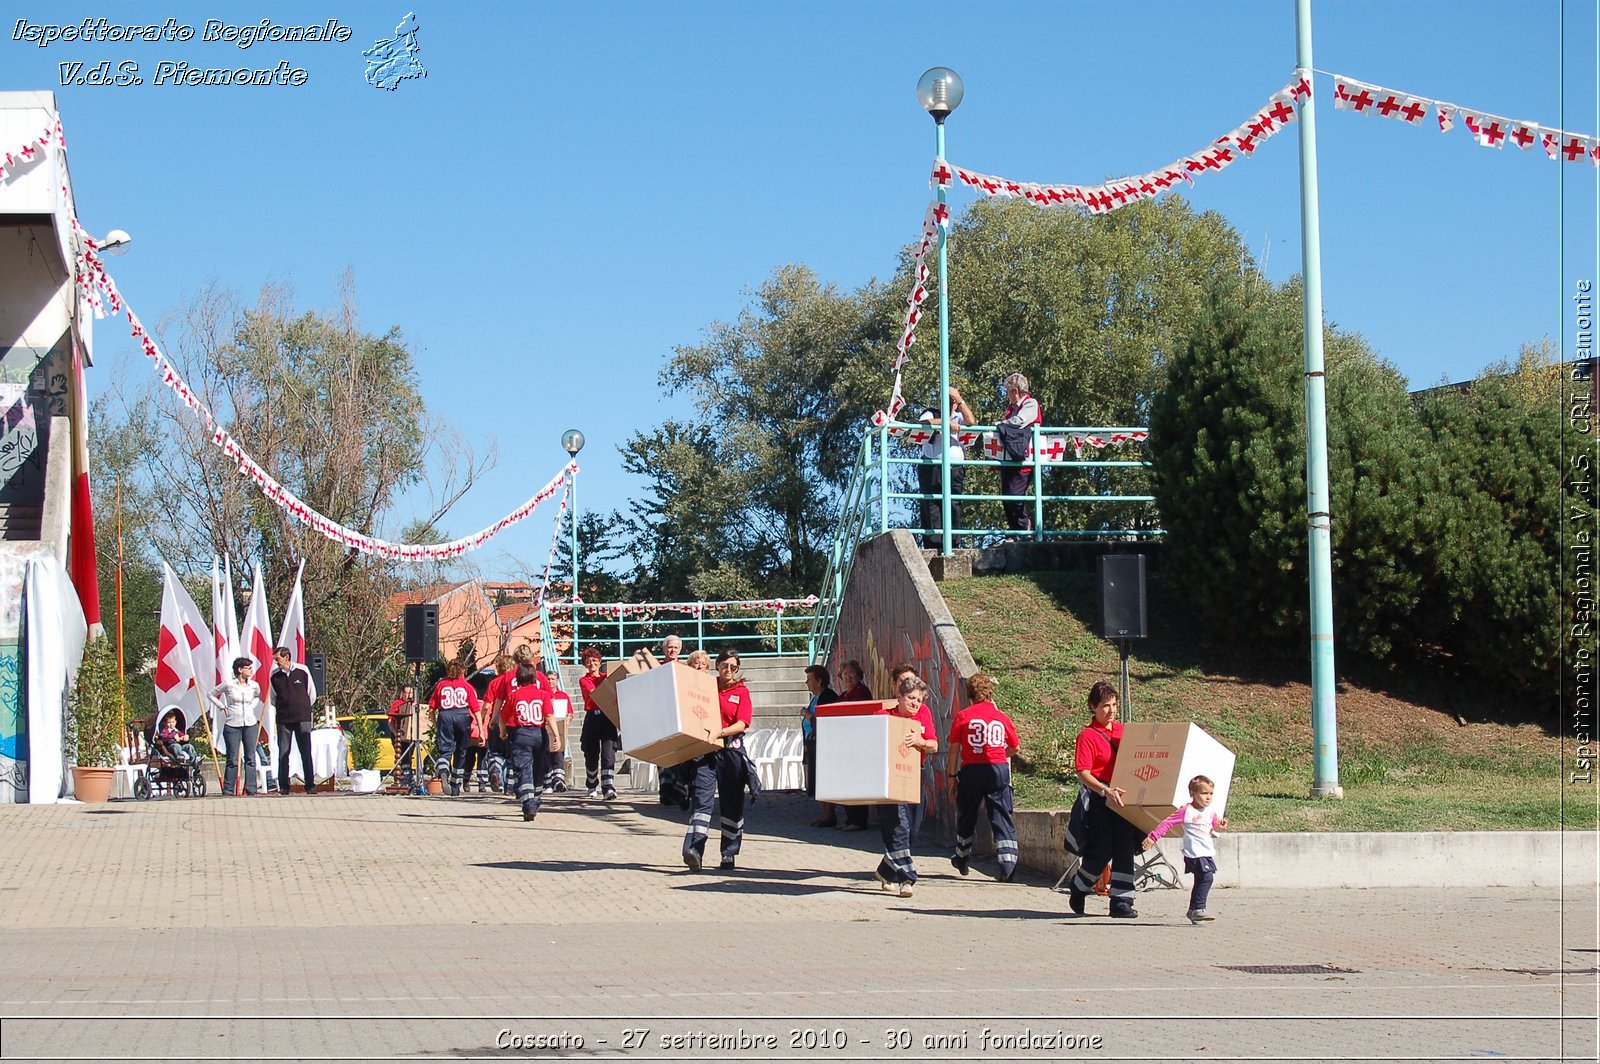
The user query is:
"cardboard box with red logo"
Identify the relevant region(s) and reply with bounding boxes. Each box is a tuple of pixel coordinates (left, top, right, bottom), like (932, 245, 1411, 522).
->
(814, 701, 924, 805)
(617, 660, 723, 767)
(589, 649, 659, 726)
(1108, 722, 1235, 833)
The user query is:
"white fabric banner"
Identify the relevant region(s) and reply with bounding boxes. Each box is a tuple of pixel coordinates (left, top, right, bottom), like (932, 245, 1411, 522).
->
(25, 555, 87, 803)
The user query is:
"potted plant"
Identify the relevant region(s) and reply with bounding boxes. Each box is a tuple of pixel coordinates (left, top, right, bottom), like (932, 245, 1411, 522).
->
(66, 636, 125, 803)
(421, 719, 444, 794)
(346, 714, 382, 794)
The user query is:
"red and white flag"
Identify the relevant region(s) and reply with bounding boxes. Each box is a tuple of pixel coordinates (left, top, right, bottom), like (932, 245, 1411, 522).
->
(241, 562, 276, 759)
(275, 560, 316, 703)
(1507, 121, 1540, 151)
(1461, 110, 1508, 148)
(1436, 104, 1457, 133)
(155, 562, 210, 728)
(209, 557, 237, 737)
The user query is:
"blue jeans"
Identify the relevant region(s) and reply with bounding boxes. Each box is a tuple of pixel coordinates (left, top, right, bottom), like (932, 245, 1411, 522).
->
(222, 724, 258, 795)
(1186, 855, 1217, 912)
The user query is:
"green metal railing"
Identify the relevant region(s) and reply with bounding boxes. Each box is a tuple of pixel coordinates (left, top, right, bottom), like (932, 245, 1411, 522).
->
(537, 600, 821, 669)
(808, 421, 1159, 666)
(531, 423, 1156, 674)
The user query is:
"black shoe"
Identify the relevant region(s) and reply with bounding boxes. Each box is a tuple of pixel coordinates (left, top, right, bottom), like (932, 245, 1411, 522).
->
(601, 788, 617, 801)
(1068, 888, 1086, 915)
(719, 858, 735, 871)
(552, 780, 567, 794)
(1109, 904, 1139, 919)
(995, 867, 1016, 883)
(522, 808, 537, 822)
(951, 855, 969, 876)
(450, 785, 461, 797)
(683, 848, 702, 873)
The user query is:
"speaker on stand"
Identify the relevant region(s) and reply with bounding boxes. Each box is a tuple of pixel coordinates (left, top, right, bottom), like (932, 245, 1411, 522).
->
(1097, 554, 1148, 719)
(402, 604, 439, 794)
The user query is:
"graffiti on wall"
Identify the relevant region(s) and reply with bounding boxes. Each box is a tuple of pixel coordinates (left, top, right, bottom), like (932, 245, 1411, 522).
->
(830, 533, 975, 830)
(0, 334, 69, 502)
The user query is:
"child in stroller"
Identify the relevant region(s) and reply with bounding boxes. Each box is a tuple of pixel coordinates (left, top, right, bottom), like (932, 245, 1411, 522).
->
(134, 707, 208, 799)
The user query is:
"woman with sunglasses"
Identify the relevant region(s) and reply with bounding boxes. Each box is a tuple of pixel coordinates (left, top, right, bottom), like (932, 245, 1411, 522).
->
(682, 649, 754, 872)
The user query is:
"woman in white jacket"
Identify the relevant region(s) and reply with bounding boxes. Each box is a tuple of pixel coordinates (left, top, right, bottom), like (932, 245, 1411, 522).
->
(210, 656, 264, 796)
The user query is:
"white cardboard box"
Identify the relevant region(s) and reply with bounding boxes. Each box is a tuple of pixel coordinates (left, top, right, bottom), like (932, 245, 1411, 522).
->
(1109, 721, 1235, 834)
(618, 661, 723, 767)
(815, 701, 923, 805)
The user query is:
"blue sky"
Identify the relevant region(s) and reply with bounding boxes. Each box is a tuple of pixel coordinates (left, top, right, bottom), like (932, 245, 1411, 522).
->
(4, 1, 1595, 582)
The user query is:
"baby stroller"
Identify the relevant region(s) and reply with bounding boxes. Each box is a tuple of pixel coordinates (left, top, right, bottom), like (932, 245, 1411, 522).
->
(133, 707, 208, 800)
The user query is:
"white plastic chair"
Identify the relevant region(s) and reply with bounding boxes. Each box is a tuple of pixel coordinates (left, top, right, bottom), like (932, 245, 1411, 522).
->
(775, 728, 806, 790)
(626, 757, 658, 793)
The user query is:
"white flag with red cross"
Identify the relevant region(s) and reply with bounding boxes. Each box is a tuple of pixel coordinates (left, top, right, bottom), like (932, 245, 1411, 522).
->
(241, 562, 276, 761)
(155, 562, 210, 729)
(1507, 121, 1540, 151)
(1436, 104, 1457, 133)
(1461, 110, 1508, 149)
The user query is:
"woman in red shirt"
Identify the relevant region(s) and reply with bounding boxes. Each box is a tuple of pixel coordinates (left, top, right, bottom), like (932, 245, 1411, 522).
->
(872, 675, 939, 898)
(1065, 680, 1140, 918)
(502, 658, 562, 821)
(682, 649, 754, 873)
(577, 646, 620, 800)
(428, 660, 481, 796)
(945, 672, 1021, 882)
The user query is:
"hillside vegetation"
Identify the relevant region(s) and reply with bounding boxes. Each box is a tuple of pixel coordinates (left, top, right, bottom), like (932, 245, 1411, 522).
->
(940, 571, 1593, 832)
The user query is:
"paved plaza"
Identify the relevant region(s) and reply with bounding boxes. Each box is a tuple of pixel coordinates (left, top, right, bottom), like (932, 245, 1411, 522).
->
(0, 789, 1594, 1063)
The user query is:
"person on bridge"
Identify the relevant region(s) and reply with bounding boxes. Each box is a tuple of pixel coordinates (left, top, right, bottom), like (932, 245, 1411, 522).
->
(428, 659, 481, 797)
(577, 646, 619, 800)
(1066, 680, 1141, 918)
(997, 371, 1043, 533)
(682, 649, 754, 873)
(946, 673, 1021, 882)
(871, 675, 939, 898)
(917, 385, 975, 548)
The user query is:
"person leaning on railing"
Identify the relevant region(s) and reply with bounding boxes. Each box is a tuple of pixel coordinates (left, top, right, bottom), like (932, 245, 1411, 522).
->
(997, 371, 1043, 533)
(917, 385, 975, 548)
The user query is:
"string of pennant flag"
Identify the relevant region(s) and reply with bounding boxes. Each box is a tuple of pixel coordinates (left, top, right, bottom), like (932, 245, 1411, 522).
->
(880, 422, 1149, 458)
(1331, 74, 1600, 163)
(0, 118, 578, 562)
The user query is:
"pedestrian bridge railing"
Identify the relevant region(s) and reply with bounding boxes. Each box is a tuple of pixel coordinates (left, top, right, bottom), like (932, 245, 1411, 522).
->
(808, 421, 1161, 668)
(537, 599, 821, 670)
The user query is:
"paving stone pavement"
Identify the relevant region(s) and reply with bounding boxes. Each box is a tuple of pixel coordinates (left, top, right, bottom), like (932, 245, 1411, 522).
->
(0, 789, 1594, 1063)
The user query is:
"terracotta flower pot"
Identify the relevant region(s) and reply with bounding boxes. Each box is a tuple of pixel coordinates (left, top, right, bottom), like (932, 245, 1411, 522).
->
(425, 779, 444, 795)
(72, 765, 116, 804)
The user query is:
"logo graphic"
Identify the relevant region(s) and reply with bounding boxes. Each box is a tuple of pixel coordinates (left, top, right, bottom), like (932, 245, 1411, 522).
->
(363, 13, 425, 91)
(1133, 764, 1160, 782)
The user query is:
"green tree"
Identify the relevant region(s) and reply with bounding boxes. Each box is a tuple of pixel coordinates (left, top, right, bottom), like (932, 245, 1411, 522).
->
(1416, 342, 1573, 695)
(1148, 276, 1435, 660)
(92, 277, 492, 717)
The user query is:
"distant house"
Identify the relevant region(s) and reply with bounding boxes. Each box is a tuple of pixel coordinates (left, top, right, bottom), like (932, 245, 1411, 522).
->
(388, 579, 568, 675)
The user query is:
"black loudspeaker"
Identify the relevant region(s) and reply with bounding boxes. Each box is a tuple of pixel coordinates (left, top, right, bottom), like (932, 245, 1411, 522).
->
(306, 652, 326, 696)
(1098, 554, 1147, 640)
(403, 604, 439, 663)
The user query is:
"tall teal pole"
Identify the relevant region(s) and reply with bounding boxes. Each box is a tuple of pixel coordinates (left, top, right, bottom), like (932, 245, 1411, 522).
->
(569, 468, 579, 600)
(936, 118, 953, 556)
(1294, 0, 1341, 797)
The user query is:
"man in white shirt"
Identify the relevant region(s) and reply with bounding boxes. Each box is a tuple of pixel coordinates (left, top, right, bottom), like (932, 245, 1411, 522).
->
(918, 386, 975, 548)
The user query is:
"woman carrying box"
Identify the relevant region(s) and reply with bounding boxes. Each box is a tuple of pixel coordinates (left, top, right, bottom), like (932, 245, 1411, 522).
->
(682, 649, 754, 873)
(1065, 680, 1141, 918)
(871, 675, 939, 898)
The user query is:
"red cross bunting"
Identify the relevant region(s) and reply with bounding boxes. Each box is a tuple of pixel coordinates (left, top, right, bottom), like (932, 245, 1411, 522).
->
(906, 429, 932, 446)
(1563, 136, 1587, 161)
(1266, 100, 1295, 124)
(1039, 437, 1067, 462)
(958, 169, 981, 186)
(931, 162, 952, 185)
(1400, 100, 1427, 124)
(1292, 74, 1312, 100)
(1334, 82, 1351, 104)
(1185, 157, 1207, 173)
(1138, 176, 1157, 194)
(1004, 180, 1021, 195)
(1375, 94, 1403, 117)
(19, 144, 34, 160)
(982, 435, 1005, 459)
(1510, 124, 1535, 149)
(1481, 121, 1506, 147)
(1211, 146, 1234, 166)
(1152, 173, 1171, 189)
(1349, 88, 1375, 111)
(933, 203, 950, 226)
(1235, 132, 1258, 154)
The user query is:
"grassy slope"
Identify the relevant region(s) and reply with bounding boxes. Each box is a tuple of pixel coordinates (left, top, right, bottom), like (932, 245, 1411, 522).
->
(939, 571, 1594, 832)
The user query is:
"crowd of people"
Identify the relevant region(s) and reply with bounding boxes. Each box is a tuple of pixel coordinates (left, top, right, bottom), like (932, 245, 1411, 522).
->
(193, 631, 1221, 920)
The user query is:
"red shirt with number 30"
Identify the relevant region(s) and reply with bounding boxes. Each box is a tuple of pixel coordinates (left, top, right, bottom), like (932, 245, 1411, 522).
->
(947, 701, 1019, 767)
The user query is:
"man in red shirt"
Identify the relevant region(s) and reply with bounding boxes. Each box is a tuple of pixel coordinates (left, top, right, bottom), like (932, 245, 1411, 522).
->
(945, 673, 1021, 882)
(1066, 680, 1140, 918)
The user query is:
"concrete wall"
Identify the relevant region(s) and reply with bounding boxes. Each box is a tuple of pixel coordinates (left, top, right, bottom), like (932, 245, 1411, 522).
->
(828, 529, 977, 828)
(1012, 809, 1599, 889)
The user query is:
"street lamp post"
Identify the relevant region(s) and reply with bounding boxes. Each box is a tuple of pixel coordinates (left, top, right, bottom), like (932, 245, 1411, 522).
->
(917, 67, 964, 557)
(560, 429, 585, 601)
